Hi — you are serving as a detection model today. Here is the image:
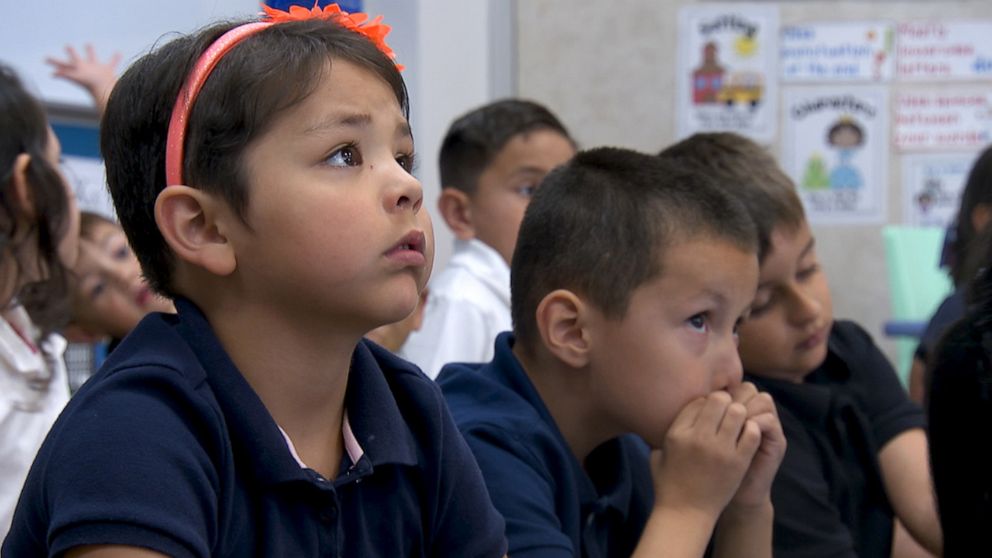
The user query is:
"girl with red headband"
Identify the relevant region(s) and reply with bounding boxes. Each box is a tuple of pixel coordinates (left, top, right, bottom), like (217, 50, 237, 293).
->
(3, 5, 507, 557)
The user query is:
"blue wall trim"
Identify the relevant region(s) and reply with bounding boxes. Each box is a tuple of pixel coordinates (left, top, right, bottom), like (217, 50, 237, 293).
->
(52, 122, 101, 160)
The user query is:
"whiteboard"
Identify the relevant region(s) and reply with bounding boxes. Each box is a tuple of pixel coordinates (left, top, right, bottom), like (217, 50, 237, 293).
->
(0, 0, 259, 108)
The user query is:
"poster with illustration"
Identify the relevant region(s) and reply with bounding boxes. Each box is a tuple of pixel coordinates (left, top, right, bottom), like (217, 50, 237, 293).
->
(781, 86, 888, 224)
(677, 4, 779, 143)
(902, 152, 976, 227)
(781, 21, 895, 82)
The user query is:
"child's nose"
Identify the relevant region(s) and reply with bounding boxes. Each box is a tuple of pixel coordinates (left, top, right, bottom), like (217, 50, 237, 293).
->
(386, 165, 423, 213)
(717, 336, 744, 388)
(786, 286, 820, 325)
(108, 261, 140, 289)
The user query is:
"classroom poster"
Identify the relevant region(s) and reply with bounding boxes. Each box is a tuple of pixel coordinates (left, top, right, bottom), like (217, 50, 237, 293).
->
(894, 89, 992, 150)
(780, 21, 895, 82)
(896, 21, 992, 81)
(676, 5, 779, 143)
(781, 86, 888, 224)
(901, 152, 976, 227)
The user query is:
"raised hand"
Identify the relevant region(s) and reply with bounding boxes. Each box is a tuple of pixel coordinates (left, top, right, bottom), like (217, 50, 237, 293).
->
(45, 44, 121, 113)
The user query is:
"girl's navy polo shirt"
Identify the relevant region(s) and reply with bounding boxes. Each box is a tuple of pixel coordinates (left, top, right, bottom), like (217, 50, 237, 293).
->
(437, 332, 653, 558)
(3, 298, 506, 558)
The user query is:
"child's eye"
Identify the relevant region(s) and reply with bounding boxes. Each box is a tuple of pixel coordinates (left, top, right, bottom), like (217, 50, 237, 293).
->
(749, 299, 772, 318)
(396, 152, 417, 174)
(325, 145, 362, 167)
(687, 313, 708, 333)
(516, 184, 537, 198)
(87, 282, 107, 301)
(113, 246, 130, 261)
(797, 263, 820, 281)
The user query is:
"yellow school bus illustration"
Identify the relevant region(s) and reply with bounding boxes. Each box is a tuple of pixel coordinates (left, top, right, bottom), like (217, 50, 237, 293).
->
(716, 72, 763, 108)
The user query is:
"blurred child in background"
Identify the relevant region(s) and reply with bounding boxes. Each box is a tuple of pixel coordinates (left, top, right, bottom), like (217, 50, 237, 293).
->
(0, 63, 80, 542)
(401, 99, 575, 378)
(64, 211, 174, 352)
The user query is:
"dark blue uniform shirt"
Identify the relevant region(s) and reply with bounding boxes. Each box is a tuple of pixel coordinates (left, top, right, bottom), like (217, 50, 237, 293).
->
(748, 320, 925, 558)
(437, 332, 653, 558)
(3, 298, 506, 558)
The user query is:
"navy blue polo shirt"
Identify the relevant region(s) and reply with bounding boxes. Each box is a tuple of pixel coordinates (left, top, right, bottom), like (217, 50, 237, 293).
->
(437, 332, 653, 558)
(3, 298, 506, 557)
(747, 320, 926, 558)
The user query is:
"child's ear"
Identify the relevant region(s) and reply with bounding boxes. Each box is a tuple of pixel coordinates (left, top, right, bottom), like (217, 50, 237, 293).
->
(154, 186, 236, 276)
(437, 187, 475, 240)
(7, 153, 37, 221)
(535, 289, 591, 368)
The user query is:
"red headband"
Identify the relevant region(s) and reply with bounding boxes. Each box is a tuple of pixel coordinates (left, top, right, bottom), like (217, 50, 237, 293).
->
(164, 2, 401, 187)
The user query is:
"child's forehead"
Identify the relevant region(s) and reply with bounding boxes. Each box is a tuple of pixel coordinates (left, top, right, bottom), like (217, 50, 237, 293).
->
(82, 220, 123, 245)
(651, 234, 758, 291)
(271, 58, 409, 135)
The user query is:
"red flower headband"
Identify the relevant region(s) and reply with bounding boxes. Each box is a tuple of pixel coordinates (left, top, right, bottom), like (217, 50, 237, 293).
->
(165, 2, 402, 187)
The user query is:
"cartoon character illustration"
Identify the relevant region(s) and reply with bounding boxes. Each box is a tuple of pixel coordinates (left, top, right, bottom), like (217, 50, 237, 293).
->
(802, 152, 830, 190)
(692, 42, 725, 104)
(826, 117, 865, 189)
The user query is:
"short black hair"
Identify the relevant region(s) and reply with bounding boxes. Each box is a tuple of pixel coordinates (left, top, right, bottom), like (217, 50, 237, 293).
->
(102, 17, 408, 297)
(659, 132, 805, 262)
(0, 64, 73, 334)
(439, 99, 573, 195)
(511, 147, 757, 349)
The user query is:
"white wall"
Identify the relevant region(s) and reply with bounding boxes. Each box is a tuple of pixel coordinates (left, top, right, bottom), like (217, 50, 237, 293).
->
(369, 0, 516, 272)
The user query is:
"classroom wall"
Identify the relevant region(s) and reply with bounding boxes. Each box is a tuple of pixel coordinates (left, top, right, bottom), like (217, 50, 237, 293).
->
(516, 0, 992, 369)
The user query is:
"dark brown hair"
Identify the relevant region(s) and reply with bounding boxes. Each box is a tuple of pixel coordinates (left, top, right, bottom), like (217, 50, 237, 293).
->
(511, 147, 757, 350)
(439, 99, 574, 196)
(102, 17, 409, 297)
(0, 64, 73, 333)
(660, 132, 805, 262)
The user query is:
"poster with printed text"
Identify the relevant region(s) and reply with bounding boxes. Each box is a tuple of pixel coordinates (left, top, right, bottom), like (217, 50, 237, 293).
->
(897, 21, 992, 81)
(781, 86, 888, 225)
(894, 89, 992, 151)
(902, 152, 977, 227)
(781, 21, 895, 82)
(677, 4, 779, 143)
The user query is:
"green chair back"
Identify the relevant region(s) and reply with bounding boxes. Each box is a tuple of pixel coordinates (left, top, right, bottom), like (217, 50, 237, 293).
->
(882, 225, 954, 385)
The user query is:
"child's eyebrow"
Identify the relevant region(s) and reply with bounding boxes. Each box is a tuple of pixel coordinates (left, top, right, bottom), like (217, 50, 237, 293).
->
(305, 112, 373, 134)
(99, 231, 122, 252)
(509, 165, 550, 177)
(304, 112, 412, 141)
(799, 237, 816, 259)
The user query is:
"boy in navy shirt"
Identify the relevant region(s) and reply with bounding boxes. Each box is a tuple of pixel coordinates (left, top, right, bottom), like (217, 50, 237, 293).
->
(438, 147, 786, 558)
(3, 5, 506, 557)
(661, 132, 941, 557)
(401, 99, 576, 377)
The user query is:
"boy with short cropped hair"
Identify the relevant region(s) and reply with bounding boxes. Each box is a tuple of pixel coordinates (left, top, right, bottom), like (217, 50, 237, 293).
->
(400, 99, 575, 378)
(4, 7, 506, 557)
(660, 132, 942, 557)
(438, 147, 786, 558)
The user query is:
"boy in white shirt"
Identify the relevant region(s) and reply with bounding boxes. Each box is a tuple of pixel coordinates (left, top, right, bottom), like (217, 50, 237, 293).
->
(401, 99, 575, 378)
